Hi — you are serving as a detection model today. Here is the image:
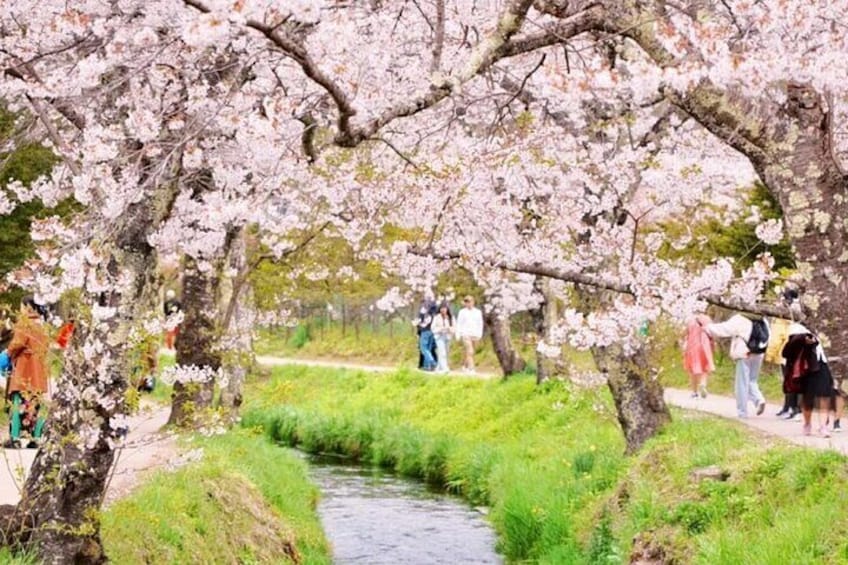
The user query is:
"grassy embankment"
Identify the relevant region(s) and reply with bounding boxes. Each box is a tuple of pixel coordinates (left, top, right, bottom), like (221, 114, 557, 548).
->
(243, 364, 848, 564)
(256, 323, 787, 402)
(98, 352, 331, 564)
(101, 430, 331, 564)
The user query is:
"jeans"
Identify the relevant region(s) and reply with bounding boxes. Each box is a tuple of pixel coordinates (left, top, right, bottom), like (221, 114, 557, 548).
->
(419, 330, 436, 370)
(435, 336, 450, 372)
(735, 354, 765, 417)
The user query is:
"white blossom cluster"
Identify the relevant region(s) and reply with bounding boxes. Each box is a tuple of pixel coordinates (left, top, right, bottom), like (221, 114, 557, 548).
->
(160, 364, 227, 388)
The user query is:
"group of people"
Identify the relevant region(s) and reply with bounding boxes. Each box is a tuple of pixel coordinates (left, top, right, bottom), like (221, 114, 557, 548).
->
(683, 289, 843, 438)
(414, 295, 483, 374)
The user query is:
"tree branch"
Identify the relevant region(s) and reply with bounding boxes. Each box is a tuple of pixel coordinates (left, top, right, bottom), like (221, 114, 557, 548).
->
(409, 246, 804, 320)
(182, 0, 358, 138)
(430, 0, 446, 73)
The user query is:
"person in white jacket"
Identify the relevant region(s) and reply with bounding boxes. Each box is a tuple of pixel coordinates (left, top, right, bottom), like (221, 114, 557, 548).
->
(697, 313, 767, 418)
(455, 296, 483, 373)
(431, 303, 455, 373)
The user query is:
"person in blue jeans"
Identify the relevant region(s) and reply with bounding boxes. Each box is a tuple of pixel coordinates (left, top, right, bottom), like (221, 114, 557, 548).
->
(415, 305, 437, 371)
(698, 313, 767, 418)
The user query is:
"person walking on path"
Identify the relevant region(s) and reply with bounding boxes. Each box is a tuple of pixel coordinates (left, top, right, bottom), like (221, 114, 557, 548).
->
(683, 316, 715, 398)
(456, 296, 483, 374)
(697, 313, 768, 419)
(5, 299, 50, 449)
(414, 303, 437, 371)
(431, 303, 454, 373)
(782, 323, 835, 437)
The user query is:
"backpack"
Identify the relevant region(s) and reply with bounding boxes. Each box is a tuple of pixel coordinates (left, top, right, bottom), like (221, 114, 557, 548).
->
(747, 318, 770, 354)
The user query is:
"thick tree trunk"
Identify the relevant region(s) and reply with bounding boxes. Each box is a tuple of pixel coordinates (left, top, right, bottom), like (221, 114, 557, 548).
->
(620, 7, 848, 378)
(673, 82, 848, 376)
(13, 199, 167, 562)
(533, 276, 559, 384)
(485, 311, 526, 378)
(168, 254, 223, 427)
(592, 343, 671, 454)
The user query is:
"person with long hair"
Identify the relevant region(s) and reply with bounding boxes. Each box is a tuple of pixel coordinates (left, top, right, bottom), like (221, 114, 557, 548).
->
(683, 315, 715, 398)
(782, 323, 834, 437)
(431, 302, 454, 373)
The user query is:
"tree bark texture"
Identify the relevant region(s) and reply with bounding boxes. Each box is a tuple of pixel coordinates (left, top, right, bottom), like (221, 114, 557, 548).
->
(674, 82, 848, 378)
(533, 276, 559, 384)
(13, 190, 174, 563)
(168, 253, 225, 427)
(218, 227, 254, 419)
(610, 2, 848, 378)
(593, 343, 671, 454)
(485, 311, 526, 378)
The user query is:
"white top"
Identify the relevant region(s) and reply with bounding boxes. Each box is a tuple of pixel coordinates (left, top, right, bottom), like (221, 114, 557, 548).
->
(703, 314, 754, 360)
(456, 306, 483, 339)
(431, 313, 454, 338)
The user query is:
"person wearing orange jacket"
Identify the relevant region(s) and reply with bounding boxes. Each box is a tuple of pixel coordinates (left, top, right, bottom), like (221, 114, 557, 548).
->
(5, 299, 50, 449)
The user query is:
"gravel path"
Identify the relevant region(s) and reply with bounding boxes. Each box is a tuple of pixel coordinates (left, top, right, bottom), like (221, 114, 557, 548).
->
(0, 401, 177, 506)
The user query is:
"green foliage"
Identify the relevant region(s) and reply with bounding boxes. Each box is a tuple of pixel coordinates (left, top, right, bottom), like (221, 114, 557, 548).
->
(288, 324, 311, 349)
(101, 430, 330, 564)
(0, 106, 80, 306)
(243, 365, 848, 564)
(250, 231, 403, 313)
(587, 510, 621, 564)
(658, 182, 795, 273)
(0, 549, 38, 564)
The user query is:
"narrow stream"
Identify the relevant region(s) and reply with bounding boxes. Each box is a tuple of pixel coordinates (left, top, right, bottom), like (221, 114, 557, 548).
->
(301, 452, 503, 564)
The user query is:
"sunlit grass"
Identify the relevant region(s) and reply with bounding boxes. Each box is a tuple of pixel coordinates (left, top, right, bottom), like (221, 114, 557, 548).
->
(102, 430, 330, 564)
(243, 365, 848, 563)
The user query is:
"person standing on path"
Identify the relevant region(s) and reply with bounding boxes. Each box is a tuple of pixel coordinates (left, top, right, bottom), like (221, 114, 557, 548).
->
(5, 299, 50, 449)
(456, 296, 483, 374)
(697, 313, 768, 419)
(431, 303, 454, 373)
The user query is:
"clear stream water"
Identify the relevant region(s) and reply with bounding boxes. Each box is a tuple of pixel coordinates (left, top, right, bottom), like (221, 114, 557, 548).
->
(301, 452, 503, 565)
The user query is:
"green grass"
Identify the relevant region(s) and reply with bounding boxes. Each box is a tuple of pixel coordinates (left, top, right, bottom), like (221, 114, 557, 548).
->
(102, 430, 330, 564)
(242, 365, 848, 564)
(0, 549, 37, 564)
(255, 323, 787, 402)
(254, 323, 596, 376)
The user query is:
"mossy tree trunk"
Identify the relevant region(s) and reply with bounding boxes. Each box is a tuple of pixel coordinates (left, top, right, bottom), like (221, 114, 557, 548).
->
(12, 186, 177, 563)
(592, 343, 670, 454)
(218, 226, 254, 419)
(533, 276, 559, 384)
(168, 253, 225, 427)
(485, 311, 526, 378)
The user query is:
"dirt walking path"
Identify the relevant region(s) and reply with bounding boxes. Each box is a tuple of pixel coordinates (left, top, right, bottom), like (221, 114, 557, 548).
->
(0, 401, 178, 506)
(257, 355, 848, 454)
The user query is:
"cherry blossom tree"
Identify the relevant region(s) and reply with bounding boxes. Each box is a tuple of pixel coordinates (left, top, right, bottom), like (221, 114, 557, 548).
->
(0, 0, 846, 560)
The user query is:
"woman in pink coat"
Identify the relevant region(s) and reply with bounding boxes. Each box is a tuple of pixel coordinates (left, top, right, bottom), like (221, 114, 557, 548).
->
(683, 316, 715, 398)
